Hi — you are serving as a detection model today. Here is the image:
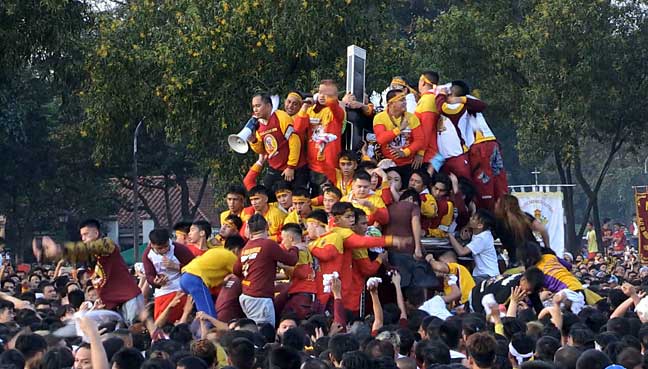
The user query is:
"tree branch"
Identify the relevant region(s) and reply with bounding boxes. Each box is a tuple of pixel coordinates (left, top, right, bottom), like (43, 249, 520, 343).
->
(190, 169, 212, 219)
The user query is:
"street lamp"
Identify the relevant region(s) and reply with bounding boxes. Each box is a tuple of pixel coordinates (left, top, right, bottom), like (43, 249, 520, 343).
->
(133, 118, 145, 262)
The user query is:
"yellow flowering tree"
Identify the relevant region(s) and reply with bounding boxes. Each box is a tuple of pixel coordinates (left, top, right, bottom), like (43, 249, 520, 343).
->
(83, 0, 411, 215)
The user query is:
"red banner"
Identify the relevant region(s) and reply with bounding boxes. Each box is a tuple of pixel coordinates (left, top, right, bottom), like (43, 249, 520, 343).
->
(635, 191, 648, 264)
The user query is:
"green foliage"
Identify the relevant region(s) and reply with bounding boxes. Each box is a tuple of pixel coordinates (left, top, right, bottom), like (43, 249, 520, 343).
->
(2, 0, 647, 252)
(0, 0, 116, 258)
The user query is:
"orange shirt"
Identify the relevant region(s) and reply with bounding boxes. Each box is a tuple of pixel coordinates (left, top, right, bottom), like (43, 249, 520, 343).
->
(293, 98, 346, 174)
(415, 90, 440, 161)
(308, 231, 345, 304)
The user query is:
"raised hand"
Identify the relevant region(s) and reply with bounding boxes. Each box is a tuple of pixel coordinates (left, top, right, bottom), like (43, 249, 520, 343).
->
(510, 286, 528, 303)
(391, 270, 402, 287)
(169, 292, 186, 308)
(331, 277, 342, 300)
(77, 316, 100, 338)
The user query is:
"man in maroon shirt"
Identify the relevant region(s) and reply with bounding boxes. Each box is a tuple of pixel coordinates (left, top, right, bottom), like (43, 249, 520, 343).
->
(32, 219, 143, 324)
(233, 214, 299, 326)
(215, 236, 246, 324)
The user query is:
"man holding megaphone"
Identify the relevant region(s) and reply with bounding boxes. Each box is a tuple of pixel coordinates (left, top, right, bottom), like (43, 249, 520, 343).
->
(247, 93, 308, 189)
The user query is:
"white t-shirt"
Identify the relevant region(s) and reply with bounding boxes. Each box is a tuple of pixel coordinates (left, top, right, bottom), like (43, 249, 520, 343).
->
(419, 296, 452, 320)
(467, 231, 499, 277)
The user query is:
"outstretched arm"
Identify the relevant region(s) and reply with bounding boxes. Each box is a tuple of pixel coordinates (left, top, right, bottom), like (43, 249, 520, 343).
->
(448, 233, 471, 256)
(369, 282, 383, 333)
(391, 271, 407, 320)
(77, 317, 110, 369)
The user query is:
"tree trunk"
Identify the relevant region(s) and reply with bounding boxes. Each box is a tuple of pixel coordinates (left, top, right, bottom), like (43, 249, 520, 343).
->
(120, 178, 159, 226)
(135, 187, 159, 227)
(162, 174, 173, 227)
(573, 128, 625, 247)
(177, 174, 191, 220)
(592, 198, 602, 252)
(554, 149, 578, 254)
(190, 169, 212, 219)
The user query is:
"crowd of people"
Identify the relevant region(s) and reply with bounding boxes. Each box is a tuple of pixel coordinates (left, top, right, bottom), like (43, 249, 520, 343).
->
(0, 75, 644, 369)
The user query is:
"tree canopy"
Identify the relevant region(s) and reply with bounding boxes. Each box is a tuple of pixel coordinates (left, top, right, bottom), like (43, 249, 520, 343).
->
(1, 0, 647, 256)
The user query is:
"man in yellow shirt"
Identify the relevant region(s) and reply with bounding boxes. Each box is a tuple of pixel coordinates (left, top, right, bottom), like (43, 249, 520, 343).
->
(241, 186, 287, 241)
(272, 180, 293, 214)
(209, 214, 243, 248)
(344, 171, 389, 226)
(219, 185, 246, 227)
(322, 186, 342, 217)
(283, 187, 313, 230)
(586, 221, 598, 259)
(180, 236, 244, 322)
(425, 251, 475, 307)
(415, 71, 441, 163)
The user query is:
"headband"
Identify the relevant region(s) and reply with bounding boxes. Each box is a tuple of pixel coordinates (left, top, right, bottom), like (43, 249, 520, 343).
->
(292, 195, 309, 203)
(323, 191, 340, 200)
(390, 77, 408, 87)
(420, 74, 434, 86)
(508, 343, 533, 366)
(175, 230, 187, 236)
(287, 92, 303, 102)
(387, 92, 407, 104)
(275, 190, 292, 196)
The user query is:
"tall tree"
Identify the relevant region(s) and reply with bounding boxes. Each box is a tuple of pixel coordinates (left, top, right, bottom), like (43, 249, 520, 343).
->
(409, 0, 648, 252)
(81, 0, 411, 216)
(0, 0, 113, 259)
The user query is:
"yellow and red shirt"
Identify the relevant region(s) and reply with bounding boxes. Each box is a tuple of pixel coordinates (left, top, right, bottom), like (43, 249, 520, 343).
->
(373, 111, 425, 166)
(415, 91, 440, 161)
(249, 110, 301, 171)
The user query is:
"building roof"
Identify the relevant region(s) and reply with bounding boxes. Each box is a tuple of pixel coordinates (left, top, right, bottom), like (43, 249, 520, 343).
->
(114, 176, 218, 228)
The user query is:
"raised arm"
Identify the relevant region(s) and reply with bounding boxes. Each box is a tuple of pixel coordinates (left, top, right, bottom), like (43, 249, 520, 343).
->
(448, 233, 472, 256)
(425, 254, 450, 274)
(273, 243, 299, 266)
(391, 271, 407, 320)
(612, 283, 645, 318)
(154, 292, 185, 328)
(63, 238, 117, 264)
(77, 316, 110, 369)
(369, 282, 383, 333)
(331, 277, 346, 329)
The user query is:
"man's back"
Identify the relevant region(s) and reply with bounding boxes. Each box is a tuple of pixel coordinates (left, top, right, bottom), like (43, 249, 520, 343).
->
(236, 238, 298, 298)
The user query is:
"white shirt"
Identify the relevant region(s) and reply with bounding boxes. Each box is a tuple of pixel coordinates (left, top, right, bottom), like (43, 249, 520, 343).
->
(469, 112, 494, 140)
(450, 350, 466, 359)
(419, 296, 452, 320)
(147, 243, 182, 297)
(437, 117, 465, 159)
(467, 231, 499, 277)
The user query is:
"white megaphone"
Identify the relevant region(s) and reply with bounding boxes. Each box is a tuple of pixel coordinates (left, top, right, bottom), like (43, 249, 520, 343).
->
(228, 117, 259, 154)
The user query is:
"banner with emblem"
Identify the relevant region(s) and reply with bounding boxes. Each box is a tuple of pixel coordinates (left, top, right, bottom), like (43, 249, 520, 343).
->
(634, 189, 648, 264)
(512, 191, 565, 258)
